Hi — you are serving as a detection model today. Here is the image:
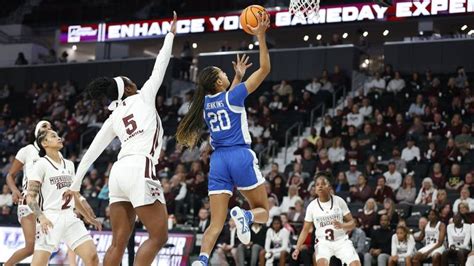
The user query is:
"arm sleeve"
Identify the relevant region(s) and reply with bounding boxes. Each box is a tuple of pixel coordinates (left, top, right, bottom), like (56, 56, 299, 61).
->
(265, 230, 271, 250)
(28, 161, 44, 184)
(391, 235, 397, 256)
(140, 33, 175, 106)
(15, 147, 27, 164)
(227, 83, 249, 107)
(70, 119, 116, 191)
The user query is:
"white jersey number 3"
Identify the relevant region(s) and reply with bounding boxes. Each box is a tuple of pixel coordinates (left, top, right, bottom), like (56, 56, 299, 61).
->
(208, 110, 231, 132)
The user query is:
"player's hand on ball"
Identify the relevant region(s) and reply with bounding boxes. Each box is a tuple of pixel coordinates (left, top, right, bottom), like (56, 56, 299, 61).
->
(247, 11, 270, 36)
(292, 249, 300, 260)
(170, 11, 177, 34)
(332, 220, 343, 229)
(232, 54, 253, 78)
(38, 214, 53, 234)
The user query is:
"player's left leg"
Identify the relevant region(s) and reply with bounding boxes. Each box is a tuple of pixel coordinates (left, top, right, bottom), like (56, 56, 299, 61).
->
(134, 201, 169, 266)
(31, 250, 51, 266)
(73, 240, 99, 266)
(67, 247, 77, 266)
(335, 239, 361, 266)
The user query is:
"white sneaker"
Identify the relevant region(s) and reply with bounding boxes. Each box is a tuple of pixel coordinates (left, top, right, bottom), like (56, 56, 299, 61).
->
(230, 206, 251, 244)
(191, 261, 205, 266)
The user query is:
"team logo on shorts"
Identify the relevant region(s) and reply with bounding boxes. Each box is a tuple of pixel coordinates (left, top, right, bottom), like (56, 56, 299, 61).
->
(150, 187, 161, 197)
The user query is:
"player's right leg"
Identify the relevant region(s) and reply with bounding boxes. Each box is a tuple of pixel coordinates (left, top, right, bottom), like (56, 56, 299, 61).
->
(4, 213, 35, 266)
(313, 243, 332, 266)
(103, 202, 136, 266)
(73, 240, 99, 266)
(31, 250, 51, 266)
(192, 193, 231, 266)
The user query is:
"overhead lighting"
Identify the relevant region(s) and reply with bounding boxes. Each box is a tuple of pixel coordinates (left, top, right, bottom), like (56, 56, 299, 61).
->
(72, 45, 77, 51)
(254, 41, 259, 46)
(363, 31, 369, 37)
(364, 59, 370, 64)
(461, 25, 468, 31)
(419, 31, 424, 35)
(342, 32, 348, 39)
(383, 30, 389, 36)
(248, 44, 254, 50)
(316, 34, 322, 40)
(468, 30, 474, 35)
(303, 35, 309, 41)
(192, 42, 198, 49)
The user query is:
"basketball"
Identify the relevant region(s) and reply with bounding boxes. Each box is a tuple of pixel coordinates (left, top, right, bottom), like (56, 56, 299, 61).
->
(240, 5, 268, 35)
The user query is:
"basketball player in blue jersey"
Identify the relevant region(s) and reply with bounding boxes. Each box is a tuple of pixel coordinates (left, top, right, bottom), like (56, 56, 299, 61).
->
(176, 14, 271, 266)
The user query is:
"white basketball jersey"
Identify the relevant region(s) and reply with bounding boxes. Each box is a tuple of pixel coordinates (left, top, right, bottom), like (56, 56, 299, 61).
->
(29, 156, 75, 211)
(109, 94, 162, 165)
(305, 195, 350, 242)
(15, 144, 40, 193)
(392, 234, 415, 255)
(447, 223, 470, 248)
(424, 221, 441, 246)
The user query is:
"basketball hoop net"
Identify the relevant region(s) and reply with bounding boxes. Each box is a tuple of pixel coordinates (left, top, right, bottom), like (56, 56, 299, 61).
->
(289, 0, 320, 19)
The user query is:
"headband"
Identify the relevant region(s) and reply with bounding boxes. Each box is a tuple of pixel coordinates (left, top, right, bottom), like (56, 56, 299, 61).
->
(35, 120, 49, 138)
(108, 77, 125, 111)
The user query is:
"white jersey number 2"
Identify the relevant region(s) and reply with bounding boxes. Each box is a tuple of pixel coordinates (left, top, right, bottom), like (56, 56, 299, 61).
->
(208, 110, 231, 132)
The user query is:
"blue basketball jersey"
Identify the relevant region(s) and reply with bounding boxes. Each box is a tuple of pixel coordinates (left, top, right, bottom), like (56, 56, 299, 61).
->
(204, 83, 252, 149)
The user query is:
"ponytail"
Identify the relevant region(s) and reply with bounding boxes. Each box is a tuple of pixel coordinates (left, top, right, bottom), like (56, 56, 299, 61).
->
(36, 130, 48, 157)
(176, 67, 219, 148)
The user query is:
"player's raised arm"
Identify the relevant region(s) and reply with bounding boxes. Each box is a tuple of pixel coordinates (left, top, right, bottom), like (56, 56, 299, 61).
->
(141, 11, 177, 104)
(244, 13, 270, 95)
(230, 54, 253, 90)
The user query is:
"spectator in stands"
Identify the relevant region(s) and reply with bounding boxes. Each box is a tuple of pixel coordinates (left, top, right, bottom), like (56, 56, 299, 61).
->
(346, 160, 362, 186)
(389, 225, 416, 266)
(288, 199, 305, 223)
(378, 198, 399, 228)
(288, 162, 310, 182)
(265, 163, 282, 181)
(280, 185, 302, 213)
(413, 209, 446, 266)
(196, 208, 210, 233)
(328, 137, 345, 163)
(401, 138, 421, 163)
(365, 155, 383, 178)
(446, 163, 464, 191)
(264, 216, 290, 266)
(407, 72, 422, 92)
(386, 71, 405, 94)
(177, 91, 192, 116)
(15, 52, 28, 65)
(372, 113, 386, 140)
(433, 189, 449, 212)
(364, 214, 392, 266)
(390, 148, 406, 174)
(415, 178, 437, 206)
(382, 64, 394, 82)
(358, 123, 377, 148)
(215, 219, 240, 266)
(0, 185, 13, 208)
(359, 97, 373, 118)
(350, 218, 367, 263)
(455, 66, 468, 88)
(320, 70, 334, 94)
(384, 161, 402, 192)
(305, 78, 321, 95)
(272, 80, 293, 97)
(407, 116, 425, 142)
(282, 94, 298, 112)
(271, 175, 286, 203)
(447, 114, 463, 138)
(441, 213, 470, 266)
(455, 125, 473, 154)
(407, 94, 426, 117)
(347, 104, 364, 129)
(359, 198, 377, 235)
(306, 127, 319, 146)
(374, 176, 394, 203)
(299, 91, 313, 113)
(333, 172, 349, 193)
(330, 65, 346, 88)
(425, 141, 441, 163)
(320, 115, 334, 139)
(236, 223, 267, 266)
(248, 116, 264, 139)
(301, 148, 317, 176)
(315, 149, 331, 172)
(453, 187, 474, 214)
(350, 174, 373, 202)
(390, 114, 407, 142)
(428, 113, 446, 141)
(268, 94, 283, 112)
(267, 197, 281, 226)
(464, 172, 474, 195)
(364, 72, 386, 95)
(444, 138, 462, 166)
(396, 174, 416, 204)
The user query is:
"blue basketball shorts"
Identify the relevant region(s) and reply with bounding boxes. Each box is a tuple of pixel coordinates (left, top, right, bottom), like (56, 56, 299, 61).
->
(208, 146, 265, 196)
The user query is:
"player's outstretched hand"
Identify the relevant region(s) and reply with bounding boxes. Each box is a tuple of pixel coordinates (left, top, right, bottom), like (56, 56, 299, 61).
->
(232, 54, 253, 78)
(170, 11, 178, 35)
(247, 11, 270, 36)
(38, 214, 53, 234)
(292, 249, 300, 260)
